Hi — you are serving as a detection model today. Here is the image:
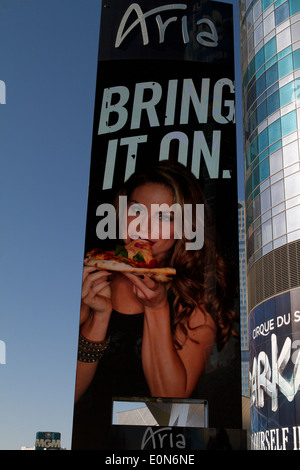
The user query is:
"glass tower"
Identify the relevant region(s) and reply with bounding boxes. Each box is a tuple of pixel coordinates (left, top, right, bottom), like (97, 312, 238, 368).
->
(240, 0, 300, 450)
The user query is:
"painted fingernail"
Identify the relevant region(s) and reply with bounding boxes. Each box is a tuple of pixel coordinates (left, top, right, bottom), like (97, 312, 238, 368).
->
(139, 275, 144, 279)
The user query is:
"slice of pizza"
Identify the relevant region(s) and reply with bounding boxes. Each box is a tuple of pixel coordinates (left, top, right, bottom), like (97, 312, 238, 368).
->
(84, 239, 176, 283)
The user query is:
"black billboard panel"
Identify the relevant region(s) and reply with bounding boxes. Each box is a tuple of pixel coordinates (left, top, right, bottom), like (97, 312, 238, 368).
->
(72, 0, 241, 450)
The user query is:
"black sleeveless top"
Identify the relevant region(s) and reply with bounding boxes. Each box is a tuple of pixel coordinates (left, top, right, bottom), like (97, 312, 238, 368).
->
(72, 310, 150, 450)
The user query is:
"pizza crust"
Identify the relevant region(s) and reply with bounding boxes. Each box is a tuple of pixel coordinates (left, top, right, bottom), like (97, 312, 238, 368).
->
(84, 258, 176, 283)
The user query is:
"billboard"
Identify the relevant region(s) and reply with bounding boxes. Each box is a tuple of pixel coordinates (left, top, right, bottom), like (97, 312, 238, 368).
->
(35, 432, 61, 450)
(249, 287, 300, 450)
(72, 0, 241, 450)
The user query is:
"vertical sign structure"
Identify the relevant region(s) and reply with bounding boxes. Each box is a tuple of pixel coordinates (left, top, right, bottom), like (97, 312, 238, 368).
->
(72, 0, 242, 450)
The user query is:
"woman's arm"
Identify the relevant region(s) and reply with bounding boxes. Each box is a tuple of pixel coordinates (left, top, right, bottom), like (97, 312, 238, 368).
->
(74, 267, 113, 402)
(123, 273, 216, 398)
(143, 303, 216, 397)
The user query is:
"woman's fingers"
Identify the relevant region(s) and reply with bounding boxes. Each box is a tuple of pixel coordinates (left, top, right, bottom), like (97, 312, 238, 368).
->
(123, 273, 157, 293)
(84, 282, 110, 308)
(82, 266, 111, 281)
(82, 265, 99, 282)
(122, 272, 169, 307)
(82, 269, 111, 298)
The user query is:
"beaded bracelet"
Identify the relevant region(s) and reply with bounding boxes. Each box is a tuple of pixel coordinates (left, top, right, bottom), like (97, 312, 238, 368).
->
(77, 333, 111, 363)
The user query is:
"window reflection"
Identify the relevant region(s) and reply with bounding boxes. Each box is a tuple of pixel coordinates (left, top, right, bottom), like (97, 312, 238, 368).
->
(273, 212, 286, 239)
(271, 179, 285, 206)
(260, 188, 271, 213)
(275, 2, 289, 26)
(287, 206, 300, 232)
(262, 219, 272, 245)
(285, 173, 300, 200)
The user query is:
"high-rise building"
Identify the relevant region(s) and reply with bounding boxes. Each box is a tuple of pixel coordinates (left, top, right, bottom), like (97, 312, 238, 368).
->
(240, 0, 300, 450)
(238, 201, 250, 398)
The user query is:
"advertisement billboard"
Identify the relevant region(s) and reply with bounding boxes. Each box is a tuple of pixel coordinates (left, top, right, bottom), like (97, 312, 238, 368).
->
(35, 432, 61, 450)
(72, 0, 242, 450)
(249, 287, 300, 450)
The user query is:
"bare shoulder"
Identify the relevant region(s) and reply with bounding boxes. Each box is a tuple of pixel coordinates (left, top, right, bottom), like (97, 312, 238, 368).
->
(177, 305, 217, 347)
(190, 305, 217, 331)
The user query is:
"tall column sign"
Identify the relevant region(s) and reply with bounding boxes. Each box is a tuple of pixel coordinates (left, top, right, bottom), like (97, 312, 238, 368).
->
(72, 0, 242, 451)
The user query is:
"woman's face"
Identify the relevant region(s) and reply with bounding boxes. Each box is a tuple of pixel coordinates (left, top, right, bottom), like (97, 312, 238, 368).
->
(125, 182, 178, 263)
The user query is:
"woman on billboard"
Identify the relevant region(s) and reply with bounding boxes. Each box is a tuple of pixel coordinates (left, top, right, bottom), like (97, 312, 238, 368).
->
(72, 160, 237, 449)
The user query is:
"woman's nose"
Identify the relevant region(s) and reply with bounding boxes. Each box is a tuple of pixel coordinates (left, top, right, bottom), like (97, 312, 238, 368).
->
(138, 213, 150, 239)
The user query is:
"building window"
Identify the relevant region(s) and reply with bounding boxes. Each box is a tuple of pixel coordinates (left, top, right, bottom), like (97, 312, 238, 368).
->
(280, 79, 298, 107)
(283, 139, 299, 167)
(273, 211, 286, 238)
(278, 53, 293, 79)
(276, 27, 291, 52)
(287, 205, 300, 232)
(257, 101, 267, 123)
(281, 110, 297, 135)
(259, 158, 270, 183)
(261, 187, 272, 213)
(271, 179, 285, 205)
(293, 49, 300, 70)
(268, 119, 281, 146)
(275, 1, 290, 25)
(265, 37, 277, 62)
(285, 172, 300, 200)
(262, 0, 275, 11)
(270, 148, 283, 174)
(265, 63, 278, 88)
(289, 0, 300, 16)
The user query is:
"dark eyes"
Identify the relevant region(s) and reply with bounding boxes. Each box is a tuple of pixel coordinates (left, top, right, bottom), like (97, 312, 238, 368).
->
(128, 203, 174, 222)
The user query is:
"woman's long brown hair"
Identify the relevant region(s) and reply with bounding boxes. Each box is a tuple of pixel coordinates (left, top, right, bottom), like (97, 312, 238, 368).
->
(116, 160, 238, 351)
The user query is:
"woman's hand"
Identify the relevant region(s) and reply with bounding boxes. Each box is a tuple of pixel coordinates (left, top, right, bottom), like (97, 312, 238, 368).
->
(81, 266, 112, 318)
(75, 267, 113, 400)
(79, 267, 113, 341)
(122, 273, 170, 311)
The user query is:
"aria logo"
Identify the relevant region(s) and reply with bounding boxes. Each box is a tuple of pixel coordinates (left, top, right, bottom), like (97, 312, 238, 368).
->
(115, 3, 219, 49)
(141, 426, 186, 449)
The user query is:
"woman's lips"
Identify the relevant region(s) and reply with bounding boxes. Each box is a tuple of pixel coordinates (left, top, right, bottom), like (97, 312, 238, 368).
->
(131, 238, 155, 246)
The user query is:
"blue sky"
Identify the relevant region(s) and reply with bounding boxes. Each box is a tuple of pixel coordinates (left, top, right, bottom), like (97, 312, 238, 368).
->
(0, 0, 243, 450)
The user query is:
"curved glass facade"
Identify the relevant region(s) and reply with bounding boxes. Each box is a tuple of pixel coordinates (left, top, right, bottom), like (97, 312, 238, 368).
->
(240, 0, 300, 269)
(240, 0, 300, 449)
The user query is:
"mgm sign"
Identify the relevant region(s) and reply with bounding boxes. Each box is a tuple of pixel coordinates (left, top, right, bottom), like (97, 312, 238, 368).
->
(35, 432, 61, 450)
